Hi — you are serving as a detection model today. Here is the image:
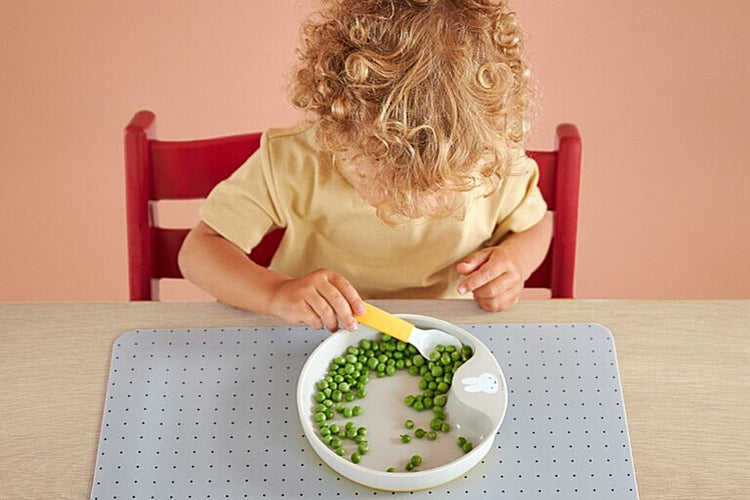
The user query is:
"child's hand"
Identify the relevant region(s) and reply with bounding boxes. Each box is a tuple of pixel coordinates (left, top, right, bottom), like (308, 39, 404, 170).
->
(456, 245, 524, 312)
(269, 269, 366, 332)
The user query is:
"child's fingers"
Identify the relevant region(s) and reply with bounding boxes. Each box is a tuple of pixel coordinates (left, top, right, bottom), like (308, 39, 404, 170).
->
(327, 273, 366, 328)
(471, 272, 517, 300)
(456, 247, 493, 276)
(316, 278, 358, 332)
(476, 289, 520, 312)
(299, 303, 325, 330)
(458, 258, 508, 296)
(305, 291, 339, 332)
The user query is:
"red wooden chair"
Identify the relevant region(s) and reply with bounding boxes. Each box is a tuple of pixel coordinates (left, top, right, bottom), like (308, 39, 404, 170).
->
(125, 110, 581, 300)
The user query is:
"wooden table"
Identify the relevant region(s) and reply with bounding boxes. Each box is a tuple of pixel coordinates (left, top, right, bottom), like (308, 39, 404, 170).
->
(1, 300, 748, 499)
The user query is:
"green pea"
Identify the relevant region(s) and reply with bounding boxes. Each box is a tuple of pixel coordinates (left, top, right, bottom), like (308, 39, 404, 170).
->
(462, 441, 474, 453)
(352, 405, 363, 416)
(385, 365, 396, 376)
(357, 426, 367, 436)
(330, 437, 342, 448)
(415, 428, 426, 439)
(345, 422, 355, 430)
(400, 434, 412, 443)
(426, 431, 437, 441)
(430, 418, 442, 431)
(366, 357, 378, 370)
(413, 355, 425, 367)
(335, 447, 345, 456)
(431, 365, 444, 377)
(345, 392, 355, 402)
(358, 441, 370, 455)
(386, 467, 396, 473)
(346, 427, 357, 438)
(406, 462, 414, 471)
(413, 401, 425, 412)
(405, 419, 414, 429)
(329, 424, 340, 434)
(351, 452, 361, 464)
(314, 412, 325, 423)
(441, 422, 450, 433)
(410, 455, 422, 467)
(437, 382, 449, 393)
(404, 395, 415, 406)
(314, 392, 325, 403)
(320, 426, 331, 436)
(332, 390, 343, 402)
(433, 395, 447, 407)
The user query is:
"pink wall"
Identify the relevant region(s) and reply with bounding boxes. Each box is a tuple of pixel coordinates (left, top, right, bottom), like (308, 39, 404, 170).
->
(1, 1, 748, 302)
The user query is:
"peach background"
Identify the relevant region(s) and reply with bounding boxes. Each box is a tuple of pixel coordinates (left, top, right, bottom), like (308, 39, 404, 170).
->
(1, 0, 748, 302)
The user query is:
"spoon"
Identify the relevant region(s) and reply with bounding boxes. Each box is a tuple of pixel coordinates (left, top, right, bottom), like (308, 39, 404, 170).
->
(354, 303, 462, 358)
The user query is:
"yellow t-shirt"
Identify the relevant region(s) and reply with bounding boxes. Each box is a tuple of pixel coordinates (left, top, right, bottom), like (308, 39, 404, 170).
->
(200, 122, 547, 299)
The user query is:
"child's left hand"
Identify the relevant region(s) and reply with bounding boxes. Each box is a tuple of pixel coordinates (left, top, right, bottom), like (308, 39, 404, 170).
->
(456, 245, 524, 312)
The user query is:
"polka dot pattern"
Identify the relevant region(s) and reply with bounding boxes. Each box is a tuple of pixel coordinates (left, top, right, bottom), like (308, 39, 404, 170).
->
(91, 324, 637, 499)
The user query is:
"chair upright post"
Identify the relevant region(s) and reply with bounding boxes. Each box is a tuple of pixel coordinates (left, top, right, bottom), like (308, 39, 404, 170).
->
(125, 110, 157, 300)
(550, 123, 582, 298)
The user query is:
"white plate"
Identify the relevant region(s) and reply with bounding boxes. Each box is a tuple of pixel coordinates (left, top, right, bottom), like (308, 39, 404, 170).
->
(296, 314, 507, 491)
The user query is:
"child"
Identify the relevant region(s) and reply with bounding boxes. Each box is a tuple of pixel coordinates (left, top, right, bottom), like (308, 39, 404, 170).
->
(178, 0, 552, 332)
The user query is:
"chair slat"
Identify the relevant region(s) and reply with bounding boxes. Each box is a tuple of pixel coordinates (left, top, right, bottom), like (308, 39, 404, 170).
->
(151, 134, 261, 200)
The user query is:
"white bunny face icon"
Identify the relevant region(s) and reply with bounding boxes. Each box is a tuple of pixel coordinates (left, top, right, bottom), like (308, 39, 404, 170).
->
(461, 373, 499, 394)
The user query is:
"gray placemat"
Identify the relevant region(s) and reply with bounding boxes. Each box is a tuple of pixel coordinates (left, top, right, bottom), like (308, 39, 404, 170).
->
(91, 323, 638, 499)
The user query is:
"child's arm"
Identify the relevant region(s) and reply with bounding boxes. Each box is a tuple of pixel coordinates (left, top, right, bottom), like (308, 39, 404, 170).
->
(455, 212, 553, 311)
(178, 221, 366, 332)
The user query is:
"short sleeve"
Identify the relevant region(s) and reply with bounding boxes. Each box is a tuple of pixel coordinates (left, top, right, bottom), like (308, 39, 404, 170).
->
(199, 133, 285, 253)
(493, 154, 548, 238)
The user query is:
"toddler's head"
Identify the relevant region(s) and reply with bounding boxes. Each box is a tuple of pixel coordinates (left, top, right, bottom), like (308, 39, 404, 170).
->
(292, 0, 534, 222)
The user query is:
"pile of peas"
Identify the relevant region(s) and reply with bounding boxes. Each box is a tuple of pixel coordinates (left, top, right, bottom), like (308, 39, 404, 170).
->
(312, 333, 474, 472)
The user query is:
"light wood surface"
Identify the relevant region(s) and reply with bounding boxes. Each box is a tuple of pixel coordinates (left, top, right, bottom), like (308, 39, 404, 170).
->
(1, 300, 748, 499)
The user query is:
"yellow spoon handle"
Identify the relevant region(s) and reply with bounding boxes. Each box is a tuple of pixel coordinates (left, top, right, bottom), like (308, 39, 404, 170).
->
(355, 303, 414, 344)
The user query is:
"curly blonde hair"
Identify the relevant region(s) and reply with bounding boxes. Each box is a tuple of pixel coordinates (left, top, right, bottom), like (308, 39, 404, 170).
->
(291, 0, 535, 222)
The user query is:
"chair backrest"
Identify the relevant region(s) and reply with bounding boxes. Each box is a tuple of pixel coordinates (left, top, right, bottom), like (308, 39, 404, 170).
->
(125, 110, 580, 300)
(526, 123, 582, 298)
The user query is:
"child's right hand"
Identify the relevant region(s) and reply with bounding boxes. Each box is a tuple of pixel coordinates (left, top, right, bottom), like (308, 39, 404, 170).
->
(268, 269, 366, 333)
